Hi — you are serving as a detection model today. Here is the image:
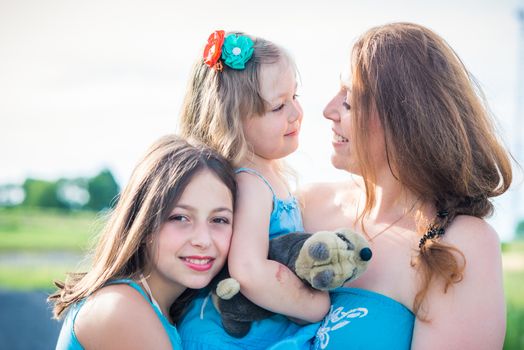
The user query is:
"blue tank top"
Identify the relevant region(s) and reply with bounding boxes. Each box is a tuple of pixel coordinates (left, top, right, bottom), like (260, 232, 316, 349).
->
(235, 167, 304, 237)
(177, 167, 305, 349)
(178, 290, 303, 350)
(267, 287, 415, 350)
(55, 279, 182, 350)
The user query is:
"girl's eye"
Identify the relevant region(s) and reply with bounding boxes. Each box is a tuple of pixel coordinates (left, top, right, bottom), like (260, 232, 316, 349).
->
(293, 94, 299, 100)
(271, 104, 285, 112)
(211, 217, 231, 225)
(168, 215, 188, 222)
(342, 99, 351, 111)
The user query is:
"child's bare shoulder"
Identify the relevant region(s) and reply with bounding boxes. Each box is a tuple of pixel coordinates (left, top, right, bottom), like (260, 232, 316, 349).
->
(75, 284, 168, 349)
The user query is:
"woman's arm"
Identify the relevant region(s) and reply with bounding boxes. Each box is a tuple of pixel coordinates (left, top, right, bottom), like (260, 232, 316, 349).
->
(411, 216, 506, 349)
(228, 173, 330, 322)
(75, 284, 173, 350)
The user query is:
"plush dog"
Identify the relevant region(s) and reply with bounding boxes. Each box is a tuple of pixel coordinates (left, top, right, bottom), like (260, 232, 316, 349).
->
(210, 228, 372, 338)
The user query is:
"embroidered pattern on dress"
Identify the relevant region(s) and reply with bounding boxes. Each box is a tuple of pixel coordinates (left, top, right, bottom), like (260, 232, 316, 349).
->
(315, 305, 368, 349)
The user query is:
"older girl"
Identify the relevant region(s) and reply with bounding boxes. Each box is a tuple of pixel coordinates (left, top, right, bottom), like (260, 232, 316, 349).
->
(50, 135, 236, 350)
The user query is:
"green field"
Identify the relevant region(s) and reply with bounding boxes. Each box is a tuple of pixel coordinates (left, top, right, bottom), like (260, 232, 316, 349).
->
(0, 208, 100, 289)
(0, 207, 103, 251)
(0, 208, 522, 348)
(502, 241, 524, 349)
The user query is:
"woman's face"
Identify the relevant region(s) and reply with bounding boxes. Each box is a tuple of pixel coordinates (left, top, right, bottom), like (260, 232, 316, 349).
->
(323, 79, 386, 176)
(148, 169, 234, 295)
(323, 83, 358, 172)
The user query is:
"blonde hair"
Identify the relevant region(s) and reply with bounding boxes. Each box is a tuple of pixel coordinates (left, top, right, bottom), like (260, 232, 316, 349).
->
(350, 23, 512, 315)
(178, 31, 293, 166)
(49, 135, 236, 320)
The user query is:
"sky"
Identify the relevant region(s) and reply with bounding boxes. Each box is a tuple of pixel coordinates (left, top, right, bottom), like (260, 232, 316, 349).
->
(1, 0, 523, 240)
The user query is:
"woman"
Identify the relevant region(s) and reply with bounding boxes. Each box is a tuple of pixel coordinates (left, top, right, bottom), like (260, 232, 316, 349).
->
(49, 135, 237, 349)
(298, 22, 511, 349)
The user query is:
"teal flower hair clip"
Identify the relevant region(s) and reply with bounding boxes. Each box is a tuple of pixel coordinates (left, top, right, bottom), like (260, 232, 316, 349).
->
(221, 34, 254, 70)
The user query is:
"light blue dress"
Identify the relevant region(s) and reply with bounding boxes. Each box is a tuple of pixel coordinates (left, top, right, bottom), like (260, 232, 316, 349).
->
(177, 167, 305, 350)
(55, 279, 182, 350)
(234, 168, 304, 240)
(269, 287, 415, 350)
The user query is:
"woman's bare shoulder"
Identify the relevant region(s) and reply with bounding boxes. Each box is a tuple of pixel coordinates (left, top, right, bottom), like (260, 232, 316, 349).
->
(297, 180, 358, 232)
(411, 215, 505, 349)
(442, 215, 504, 301)
(444, 215, 502, 259)
(297, 180, 355, 206)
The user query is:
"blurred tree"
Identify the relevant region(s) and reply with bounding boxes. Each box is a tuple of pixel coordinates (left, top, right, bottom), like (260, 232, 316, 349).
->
(86, 169, 120, 211)
(22, 179, 66, 209)
(56, 178, 90, 210)
(516, 220, 524, 240)
(0, 184, 25, 207)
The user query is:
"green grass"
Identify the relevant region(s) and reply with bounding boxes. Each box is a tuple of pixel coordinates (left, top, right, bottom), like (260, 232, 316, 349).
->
(503, 246, 524, 350)
(0, 207, 100, 290)
(0, 207, 102, 251)
(0, 264, 88, 291)
(502, 240, 524, 253)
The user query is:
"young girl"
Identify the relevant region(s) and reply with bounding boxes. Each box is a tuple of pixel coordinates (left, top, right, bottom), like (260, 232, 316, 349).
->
(49, 135, 237, 350)
(176, 30, 330, 349)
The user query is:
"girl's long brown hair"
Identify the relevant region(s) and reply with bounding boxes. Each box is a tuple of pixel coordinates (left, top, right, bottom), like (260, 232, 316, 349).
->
(350, 23, 512, 315)
(48, 135, 236, 321)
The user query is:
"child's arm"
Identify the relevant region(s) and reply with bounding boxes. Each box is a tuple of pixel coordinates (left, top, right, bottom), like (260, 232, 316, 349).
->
(228, 173, 330, 323)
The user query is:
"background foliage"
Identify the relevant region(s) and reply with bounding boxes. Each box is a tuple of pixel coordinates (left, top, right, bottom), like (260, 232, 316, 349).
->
(1, 169, 119, 212)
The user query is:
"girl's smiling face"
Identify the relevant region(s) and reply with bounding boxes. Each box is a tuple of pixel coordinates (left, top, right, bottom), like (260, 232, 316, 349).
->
(242, 58, 303, 161)
(148, 169, 234, 296)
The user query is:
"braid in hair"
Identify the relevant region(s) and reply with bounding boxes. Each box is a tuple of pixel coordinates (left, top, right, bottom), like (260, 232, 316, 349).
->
(413, 207, 464, 316)
(414, 195, 493, 316)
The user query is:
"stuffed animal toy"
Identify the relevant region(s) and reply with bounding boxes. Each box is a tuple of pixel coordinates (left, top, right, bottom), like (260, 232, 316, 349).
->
(210, 228, 372, 337)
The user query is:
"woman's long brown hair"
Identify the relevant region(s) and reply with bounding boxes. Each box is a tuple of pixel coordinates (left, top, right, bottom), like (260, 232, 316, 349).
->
(350, 22, 512, 316)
